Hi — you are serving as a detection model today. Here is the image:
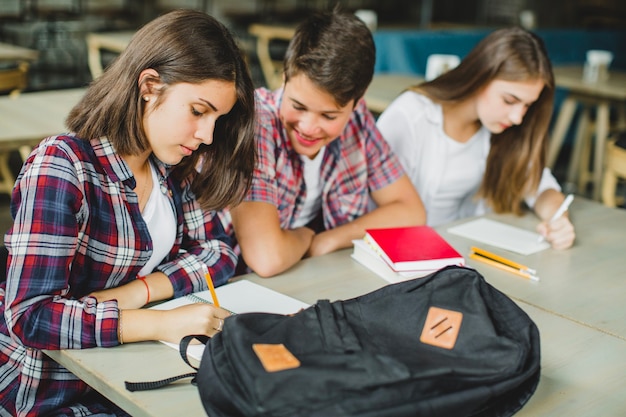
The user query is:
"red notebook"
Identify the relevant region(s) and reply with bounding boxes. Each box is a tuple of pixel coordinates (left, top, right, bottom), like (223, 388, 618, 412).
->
(364, 226, 464, 272)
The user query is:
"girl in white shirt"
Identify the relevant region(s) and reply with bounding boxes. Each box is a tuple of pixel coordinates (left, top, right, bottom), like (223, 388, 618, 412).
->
(377, 26, 575, 249)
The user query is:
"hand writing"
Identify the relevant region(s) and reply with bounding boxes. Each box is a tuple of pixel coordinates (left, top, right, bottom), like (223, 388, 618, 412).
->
(158, 303, 231, 344)
(537, 216, 575, 250)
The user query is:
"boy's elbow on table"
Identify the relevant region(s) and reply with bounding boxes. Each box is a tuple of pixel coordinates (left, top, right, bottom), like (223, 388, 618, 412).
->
(245, 254, 289, 278)
(241, 240, 298, 278)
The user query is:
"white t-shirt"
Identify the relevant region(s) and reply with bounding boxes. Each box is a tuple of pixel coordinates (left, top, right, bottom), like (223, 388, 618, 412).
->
(138, 163, 177, 277)
(377, 91, 560, 226)
(292, 147, 325, 228)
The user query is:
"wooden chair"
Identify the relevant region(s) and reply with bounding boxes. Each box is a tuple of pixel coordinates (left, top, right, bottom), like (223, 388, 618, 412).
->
(562, 100, 626, 196)
(601, 137, 626, 207)
(248, 24, 295, 90)
(0, 61, 29, 98)
(0, 61, 30, 196)
(86, 31, 133, 79)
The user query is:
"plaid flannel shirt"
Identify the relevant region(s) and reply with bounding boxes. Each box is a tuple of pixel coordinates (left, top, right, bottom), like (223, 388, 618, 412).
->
(0, 134, 236, 416)
(219, 88, 405, 254)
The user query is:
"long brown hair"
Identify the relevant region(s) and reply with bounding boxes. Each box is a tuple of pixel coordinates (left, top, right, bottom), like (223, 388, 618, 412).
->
(66, 10, 256, 211)
(410, 27, 554, 214)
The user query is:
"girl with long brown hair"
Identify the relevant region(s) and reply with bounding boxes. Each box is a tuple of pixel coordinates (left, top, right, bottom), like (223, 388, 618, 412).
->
(377, 27, 575, 249)
(0, 10, 255, 416)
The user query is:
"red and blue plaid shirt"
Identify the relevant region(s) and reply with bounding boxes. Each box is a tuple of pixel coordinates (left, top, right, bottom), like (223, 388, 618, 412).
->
(0, 134, 236, 416)
(221, 87, 404, 243)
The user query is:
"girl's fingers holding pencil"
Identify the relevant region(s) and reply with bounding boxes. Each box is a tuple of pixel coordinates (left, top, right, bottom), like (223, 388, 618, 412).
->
(161, 304, 227, 341)
(545, 216, 575, 250)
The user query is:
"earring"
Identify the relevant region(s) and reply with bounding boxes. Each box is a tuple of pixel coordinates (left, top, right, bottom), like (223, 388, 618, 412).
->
(143, 96, 150, 102)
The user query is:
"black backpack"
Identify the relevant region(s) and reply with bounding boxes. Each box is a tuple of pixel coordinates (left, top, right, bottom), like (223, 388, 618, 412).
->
(127, 266, 540, 416)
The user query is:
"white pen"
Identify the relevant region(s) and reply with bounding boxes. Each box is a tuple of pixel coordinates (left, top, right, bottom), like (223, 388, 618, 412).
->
(538, 194, 574, 242)
(549, 194, 574, 223)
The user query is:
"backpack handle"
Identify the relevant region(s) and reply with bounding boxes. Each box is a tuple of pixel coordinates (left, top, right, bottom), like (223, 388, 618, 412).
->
(125, 334, 207, 392)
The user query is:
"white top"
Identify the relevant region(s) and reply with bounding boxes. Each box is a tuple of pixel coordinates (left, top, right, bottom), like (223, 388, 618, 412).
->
(292, 147, 325, 228)
(138, 163, 177, 276)
(377, 91, 560, 226)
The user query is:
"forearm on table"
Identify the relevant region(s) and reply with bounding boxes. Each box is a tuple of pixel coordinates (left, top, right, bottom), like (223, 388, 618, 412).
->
(90, 271, 174, 309)
(118, 309, 165, 343)
(533, 189, 568, 221)
(309, 201, 424, 257)
(240, 227, 314, 277)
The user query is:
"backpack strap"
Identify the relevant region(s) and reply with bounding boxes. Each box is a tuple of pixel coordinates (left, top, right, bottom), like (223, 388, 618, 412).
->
(124, 335, 208, 392)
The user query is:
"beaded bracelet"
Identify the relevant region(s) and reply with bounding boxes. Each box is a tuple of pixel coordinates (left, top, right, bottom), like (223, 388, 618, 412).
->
(137, 275, 150, 305)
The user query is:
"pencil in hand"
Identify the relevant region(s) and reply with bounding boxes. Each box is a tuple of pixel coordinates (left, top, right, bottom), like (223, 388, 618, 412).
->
(202, 264, 220, 308)
(538, 194, 574, 242)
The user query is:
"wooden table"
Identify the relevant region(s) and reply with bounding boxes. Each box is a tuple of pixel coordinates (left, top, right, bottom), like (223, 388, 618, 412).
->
(440, 197, 626, 340)
(548, 65, 626, 200)
(0, 88, 86, 194)
(364, 73, 422, 114)
(0, 42, 40, 97)
(86, 31, 134, 79)
(0, 42, 39, 63)
(45, 197, 626, 416)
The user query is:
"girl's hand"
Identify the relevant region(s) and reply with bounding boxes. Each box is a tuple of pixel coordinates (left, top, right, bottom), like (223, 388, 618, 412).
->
(158, 303, 231, 344)
(537, 216, 575, 250)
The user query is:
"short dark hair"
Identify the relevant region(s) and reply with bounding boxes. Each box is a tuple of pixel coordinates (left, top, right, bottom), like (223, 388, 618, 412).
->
(283, 10, 375, 107)
(66, 10, 256, 210)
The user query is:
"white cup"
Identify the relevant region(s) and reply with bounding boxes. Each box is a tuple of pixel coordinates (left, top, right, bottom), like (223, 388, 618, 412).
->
(583, 49, 614, 83)
(519, 10, 537, 30)
(425, 54, 461, 81)
(355, 9, 377, 32)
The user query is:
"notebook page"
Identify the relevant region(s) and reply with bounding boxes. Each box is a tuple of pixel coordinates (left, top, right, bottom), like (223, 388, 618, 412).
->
(447, 218, 550, 255)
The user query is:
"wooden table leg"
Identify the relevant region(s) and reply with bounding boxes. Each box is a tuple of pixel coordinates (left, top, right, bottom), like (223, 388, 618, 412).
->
(86, 34, 104, 80)
(548, 96, 578, 169)
(592, 101, 611, 201)
(566, 105, 590, 189)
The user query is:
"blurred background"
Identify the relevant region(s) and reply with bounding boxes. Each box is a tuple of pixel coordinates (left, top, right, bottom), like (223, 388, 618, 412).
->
(1, 0, 625, 234)
(1, 0, 625, 91)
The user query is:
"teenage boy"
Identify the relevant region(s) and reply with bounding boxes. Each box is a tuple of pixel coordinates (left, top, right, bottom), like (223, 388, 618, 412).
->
(222, 10, 426, 277)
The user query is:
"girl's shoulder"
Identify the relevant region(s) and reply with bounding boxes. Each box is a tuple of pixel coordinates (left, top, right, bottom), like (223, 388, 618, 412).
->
(28, 135, 125, 183)
(392, 90, 438, 110)
(382, 90, 442, 126)
(29, 134, 95, 163)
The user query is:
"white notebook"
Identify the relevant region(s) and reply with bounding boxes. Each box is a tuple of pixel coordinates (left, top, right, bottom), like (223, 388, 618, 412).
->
(151, 280, 309, 361)
(351, 239, 434, 283)
(447, 218, 550, 255)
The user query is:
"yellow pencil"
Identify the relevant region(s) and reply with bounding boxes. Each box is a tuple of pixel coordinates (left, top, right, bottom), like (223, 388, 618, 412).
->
(469, 252, 539, 282)
(202, 264, 220, 308)
(470, 246, 536, 275)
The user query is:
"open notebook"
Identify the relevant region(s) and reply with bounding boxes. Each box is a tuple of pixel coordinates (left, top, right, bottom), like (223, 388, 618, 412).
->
(150, 280, 309, 361)
(447, 218, 550, 255)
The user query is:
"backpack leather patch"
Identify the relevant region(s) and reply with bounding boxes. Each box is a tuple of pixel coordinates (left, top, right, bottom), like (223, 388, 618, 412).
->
(253, 343, 301, 372)
(420, 306, 463, 349)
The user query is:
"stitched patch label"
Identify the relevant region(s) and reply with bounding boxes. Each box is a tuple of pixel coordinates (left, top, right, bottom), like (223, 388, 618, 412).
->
(420, 306, 463, 349)
(252, 343, 301, 372)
